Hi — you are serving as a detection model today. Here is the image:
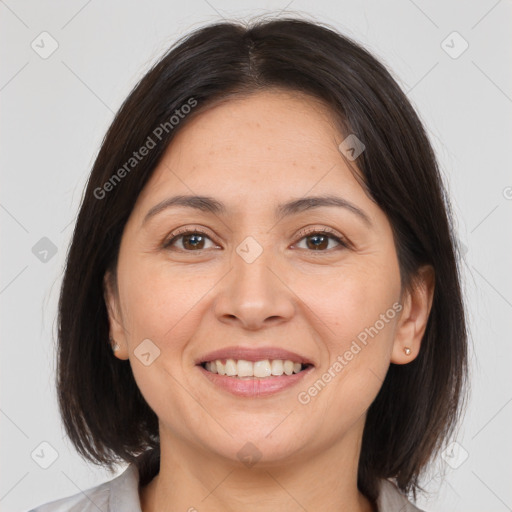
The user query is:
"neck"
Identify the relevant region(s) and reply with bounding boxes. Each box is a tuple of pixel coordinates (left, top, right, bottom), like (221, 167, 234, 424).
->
(139, 422, 375, 512)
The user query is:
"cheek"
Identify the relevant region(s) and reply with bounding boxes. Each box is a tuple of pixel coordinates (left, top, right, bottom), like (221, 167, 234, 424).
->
(292, 252, 400, 407)
(117, 254, 214, 341)
(295, 276, 399, 430)
(117, 257, 214, 424)
(297, 258, 400, 343)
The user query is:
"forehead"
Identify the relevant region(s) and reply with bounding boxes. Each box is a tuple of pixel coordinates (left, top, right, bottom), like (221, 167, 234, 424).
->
(168, 88, 342, 167)
(133, 89, 368, 217)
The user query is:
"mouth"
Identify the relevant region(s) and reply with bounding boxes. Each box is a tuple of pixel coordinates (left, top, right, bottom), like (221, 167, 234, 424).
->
(195, 357, 315, 397)
(198, 358, 314, 379)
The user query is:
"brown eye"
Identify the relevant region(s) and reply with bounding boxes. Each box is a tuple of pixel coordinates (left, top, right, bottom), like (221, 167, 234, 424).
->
(295, 229, 348, 251)
(305, 233, 331, 250)
(164, 230, 217, 251)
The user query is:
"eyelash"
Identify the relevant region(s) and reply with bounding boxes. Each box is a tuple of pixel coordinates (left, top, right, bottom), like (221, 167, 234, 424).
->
(162, 226, 349, 253)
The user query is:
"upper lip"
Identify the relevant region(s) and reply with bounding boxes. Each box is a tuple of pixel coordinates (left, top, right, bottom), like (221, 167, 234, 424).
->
(195, 346, 315, 366)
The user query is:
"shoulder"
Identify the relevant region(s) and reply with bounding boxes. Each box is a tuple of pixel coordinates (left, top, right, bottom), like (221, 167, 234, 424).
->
(27, 464, 142, 512)
(376, 478, 426, 512)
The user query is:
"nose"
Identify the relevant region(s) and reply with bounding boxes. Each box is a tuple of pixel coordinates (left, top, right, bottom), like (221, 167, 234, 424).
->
(213, 239, 295, 331)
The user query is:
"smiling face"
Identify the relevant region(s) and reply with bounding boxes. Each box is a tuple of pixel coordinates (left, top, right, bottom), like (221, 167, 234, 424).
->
(104, 88, 427, 468)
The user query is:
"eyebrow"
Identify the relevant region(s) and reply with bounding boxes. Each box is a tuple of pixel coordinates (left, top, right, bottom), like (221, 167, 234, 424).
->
(142, 194, 372, 226)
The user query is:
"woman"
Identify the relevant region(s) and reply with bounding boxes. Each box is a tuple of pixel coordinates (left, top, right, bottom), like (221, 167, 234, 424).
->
(29, 15, 468, 512)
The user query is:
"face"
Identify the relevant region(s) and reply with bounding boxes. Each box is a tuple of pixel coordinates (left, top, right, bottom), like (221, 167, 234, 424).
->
(105, 89, 414, 466)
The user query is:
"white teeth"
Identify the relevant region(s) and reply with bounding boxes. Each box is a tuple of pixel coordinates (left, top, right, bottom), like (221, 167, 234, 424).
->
(224, 359, 237, 376)
(271, 359, 284, 376)
(205, 361, 217, 373)
(237, 359, 253, 377)
(253, 360, 271, 377)
(203, 358, 307, 378)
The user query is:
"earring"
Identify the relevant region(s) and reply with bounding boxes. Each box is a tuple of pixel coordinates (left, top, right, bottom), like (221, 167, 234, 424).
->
(110, 337, 120, 352)
(404, 347, 412, 355)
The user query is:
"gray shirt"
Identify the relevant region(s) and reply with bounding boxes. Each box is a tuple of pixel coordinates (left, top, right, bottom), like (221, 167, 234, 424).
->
(28, 464, 425, 512)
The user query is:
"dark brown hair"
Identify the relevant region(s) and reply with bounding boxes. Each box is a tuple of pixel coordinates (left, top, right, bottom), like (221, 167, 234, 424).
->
(56, 16, 468, 503)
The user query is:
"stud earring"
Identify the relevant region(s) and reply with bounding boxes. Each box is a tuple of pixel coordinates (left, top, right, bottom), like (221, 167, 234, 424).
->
(404, 347, 411, 355)
(109, 337, 120, 352)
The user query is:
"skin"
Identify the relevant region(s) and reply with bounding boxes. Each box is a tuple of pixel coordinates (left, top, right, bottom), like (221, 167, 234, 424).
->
(104, 89, 434, 512)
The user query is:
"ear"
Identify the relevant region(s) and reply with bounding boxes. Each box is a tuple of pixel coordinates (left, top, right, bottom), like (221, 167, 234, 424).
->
(103, 270, 129, 360)
(391, 265, 435, 364)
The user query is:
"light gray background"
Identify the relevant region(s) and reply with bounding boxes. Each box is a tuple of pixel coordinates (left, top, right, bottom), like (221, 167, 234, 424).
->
(1, 1, 511, 511)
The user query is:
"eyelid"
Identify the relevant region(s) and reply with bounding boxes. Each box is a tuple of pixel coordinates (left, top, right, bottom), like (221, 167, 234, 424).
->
(294, 226, 351, 250)
(162, 225, 219, 250)
(162, 224, 351, 251)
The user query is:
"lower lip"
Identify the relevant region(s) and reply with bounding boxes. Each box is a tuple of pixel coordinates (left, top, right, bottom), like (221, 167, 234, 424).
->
(196, 364, 315, 397)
